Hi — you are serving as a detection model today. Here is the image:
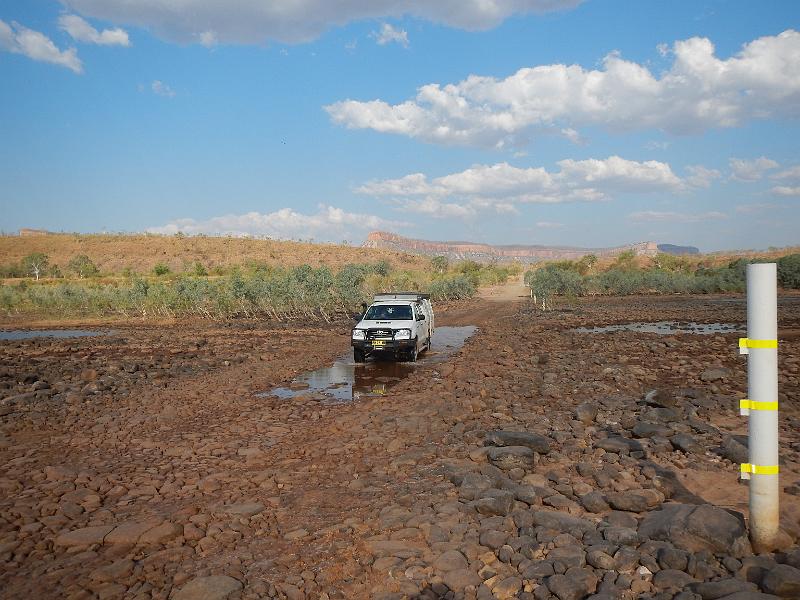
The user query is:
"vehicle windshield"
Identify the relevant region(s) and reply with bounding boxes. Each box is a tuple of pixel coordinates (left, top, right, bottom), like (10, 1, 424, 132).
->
(363, 304, 413, 320)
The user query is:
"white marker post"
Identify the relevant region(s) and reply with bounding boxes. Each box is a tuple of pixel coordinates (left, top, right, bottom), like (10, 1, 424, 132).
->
(738, 263, 779, 552)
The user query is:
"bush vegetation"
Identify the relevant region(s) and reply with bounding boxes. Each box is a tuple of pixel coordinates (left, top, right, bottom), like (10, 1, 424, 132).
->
(525, 252, 800, 308)
(0, 257, 514, 320)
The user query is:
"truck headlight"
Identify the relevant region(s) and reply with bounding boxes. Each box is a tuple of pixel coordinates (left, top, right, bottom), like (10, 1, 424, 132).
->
(352, 329, 365, 340)
(394, 329, 411, 340)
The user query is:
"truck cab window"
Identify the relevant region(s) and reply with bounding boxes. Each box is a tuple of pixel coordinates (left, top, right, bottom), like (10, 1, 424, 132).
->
(363, 304, 413, 320)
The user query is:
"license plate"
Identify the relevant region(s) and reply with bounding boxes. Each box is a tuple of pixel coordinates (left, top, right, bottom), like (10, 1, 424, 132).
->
(372, 340, 386, 347)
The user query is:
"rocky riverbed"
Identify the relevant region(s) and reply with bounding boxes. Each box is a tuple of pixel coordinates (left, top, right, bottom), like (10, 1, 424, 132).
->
(1, 294, 799, 600)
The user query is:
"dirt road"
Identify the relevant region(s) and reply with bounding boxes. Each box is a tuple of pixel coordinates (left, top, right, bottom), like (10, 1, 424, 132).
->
(1, 293, 799, 600)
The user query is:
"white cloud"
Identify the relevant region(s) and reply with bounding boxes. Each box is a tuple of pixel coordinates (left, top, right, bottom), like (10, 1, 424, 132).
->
(771, 165, 800, 181)
(198, 30, 218, 47)
(645, 140, 670, 151)
(358, 156, 685, 218)
(628, 211, 727, 223)
(63, 0, 581, 45)
(735, 203, 779, 214)
(771, 186, 800, 197)
(326, 30, 800, 148)
(151, 80, 175, 98)
(686, 165, 722, 188)
(58, 14, 130, 46)
(729, 157, 779, 181)
(371, 23, 409, 47)
(147, 206, 406, 241)
(0, 19, 82, 73)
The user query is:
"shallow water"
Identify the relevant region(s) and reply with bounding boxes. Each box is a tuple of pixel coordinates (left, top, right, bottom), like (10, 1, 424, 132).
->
(573, 321, 743, 335)
(0, 329, 110, 341)
(260, 325, 477, 403)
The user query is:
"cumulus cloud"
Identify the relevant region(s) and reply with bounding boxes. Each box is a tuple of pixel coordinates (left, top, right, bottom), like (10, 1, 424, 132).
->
(771, 186, 800, 197)
(147, 206, 406, 241)
(58, 14, 130, 46)
(0, 19, 82, 73)
(358, 156, 686, 218)
(686, 165, 722, 188)
(371, 23, 409, 47)
(729, 157, 779, 181)
(771, 165, 800, 181)
(735, 203, 780, 214)
(326, 30, 800, 148)
(63, 0, 580, 45)
(628, 211, 727, 223)
(151, 80, 175, 98)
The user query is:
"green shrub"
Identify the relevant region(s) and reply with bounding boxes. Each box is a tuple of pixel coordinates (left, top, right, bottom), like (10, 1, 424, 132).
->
(68, 254, 99, 278)
(190, 262, 208, 276)
(152, 263, 171, 276)
(778, 254, 800, 289)
(429, 275, 475, 300)
(431, 256, 449, 274)
(21, 253, 49, 280)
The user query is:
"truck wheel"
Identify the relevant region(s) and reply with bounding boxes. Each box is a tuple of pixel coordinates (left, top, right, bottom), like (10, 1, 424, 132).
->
(406, 343, 418, 362)
(354, 348, 366, 363)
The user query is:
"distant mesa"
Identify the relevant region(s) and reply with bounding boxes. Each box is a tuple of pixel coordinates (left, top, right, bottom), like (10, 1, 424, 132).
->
(19, 228, 50, 237)
(365, 232, 692, 263)
(656, 243, 699, 255)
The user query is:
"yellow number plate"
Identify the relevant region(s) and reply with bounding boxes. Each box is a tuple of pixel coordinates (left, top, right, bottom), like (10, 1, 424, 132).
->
(372, 340, 385, 347)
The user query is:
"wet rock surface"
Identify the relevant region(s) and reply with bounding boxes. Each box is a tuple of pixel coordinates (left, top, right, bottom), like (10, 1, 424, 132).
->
(1, 294, 800, 599)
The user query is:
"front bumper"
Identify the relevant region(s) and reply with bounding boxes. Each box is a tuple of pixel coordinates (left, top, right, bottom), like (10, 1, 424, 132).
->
(352, 338, 415, 353)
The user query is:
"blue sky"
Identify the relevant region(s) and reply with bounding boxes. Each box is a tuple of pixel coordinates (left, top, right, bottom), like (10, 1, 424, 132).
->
(1, 1, 798, 251)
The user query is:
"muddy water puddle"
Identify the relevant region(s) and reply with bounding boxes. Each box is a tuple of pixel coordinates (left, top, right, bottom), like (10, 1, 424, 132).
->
(260, 326, 476, 403)
(0, 329, 113, 341)
(574, 321, 743, 335)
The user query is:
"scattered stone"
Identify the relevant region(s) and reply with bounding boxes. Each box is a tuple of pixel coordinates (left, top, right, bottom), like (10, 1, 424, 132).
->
(575, 403, 598, 425)
(173, 576, 243, 600)
(486, 446, 535, 471)
(632, 422, 673, 439)
(671, 433, 703, 454)
(638, 504, 751, 557)
(580, 491, 610, 513)
(225, 502, 265, 517)
(54, 525, 115, 547)
(720, 435, 749, 464)
(484, 431, 552, 454)
(441, 568, 482, 591)
(434, 550, 469, 572)
(761, 564, 800, 598)
(689, 579, 758, 599)
(701, 368, 730, 382)
(653, 569, 697, 591)
(547, 567, 598, 600)
(492, 577, 523, 599)
(138, 522, 182, 546)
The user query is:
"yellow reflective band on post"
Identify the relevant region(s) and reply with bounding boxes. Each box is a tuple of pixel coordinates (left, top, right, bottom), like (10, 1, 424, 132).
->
(738, 338, 778, 355)
(739, 399, 779, 415)
(740, 463, 779, 479)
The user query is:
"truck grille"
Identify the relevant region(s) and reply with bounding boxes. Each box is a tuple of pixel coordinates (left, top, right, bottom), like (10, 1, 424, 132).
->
(367, 329, 393, 340)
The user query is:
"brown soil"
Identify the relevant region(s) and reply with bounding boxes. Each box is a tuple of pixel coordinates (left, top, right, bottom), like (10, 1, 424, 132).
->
(0, 233, 429, 275)
(1, 288, 799, 599)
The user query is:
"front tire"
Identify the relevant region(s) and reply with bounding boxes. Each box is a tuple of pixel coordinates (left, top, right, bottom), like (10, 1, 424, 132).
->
(354, 348, 366, 363)
(405, 341, 418, 362)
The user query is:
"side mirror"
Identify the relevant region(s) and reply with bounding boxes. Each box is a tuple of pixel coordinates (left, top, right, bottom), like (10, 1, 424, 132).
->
(417, 314, 425, 321)
(352, 313, 363, 321)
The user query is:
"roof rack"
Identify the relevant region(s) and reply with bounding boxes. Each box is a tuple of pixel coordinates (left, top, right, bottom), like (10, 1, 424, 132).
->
(373, 292, 431, 301)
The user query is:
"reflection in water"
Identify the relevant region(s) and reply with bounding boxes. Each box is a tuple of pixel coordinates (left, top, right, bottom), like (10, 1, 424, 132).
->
(261, 326, 476, 403)
(0, 329, 111, 341)
(573, 321, 743, 335)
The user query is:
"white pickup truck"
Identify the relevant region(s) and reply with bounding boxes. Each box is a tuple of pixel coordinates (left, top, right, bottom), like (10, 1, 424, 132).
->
(351, 293, 434, 363)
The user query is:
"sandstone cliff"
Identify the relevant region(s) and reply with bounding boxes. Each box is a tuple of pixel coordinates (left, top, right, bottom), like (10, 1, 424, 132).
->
(364, 231, 660, 263)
